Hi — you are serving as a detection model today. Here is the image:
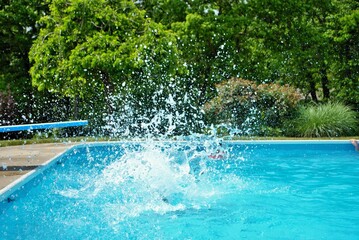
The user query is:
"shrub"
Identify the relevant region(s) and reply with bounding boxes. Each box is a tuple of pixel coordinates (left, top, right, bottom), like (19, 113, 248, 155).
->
(204, 78, 303, 136)
(0, 87, 23, 139)
(0, 87, 19, 126)
(293, 102, 358, 137)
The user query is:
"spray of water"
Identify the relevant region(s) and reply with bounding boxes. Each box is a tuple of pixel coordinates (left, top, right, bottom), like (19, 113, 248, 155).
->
(52, 49, 251, 227)
(100, 85, 206, 140)
(54, 140, 247, 227)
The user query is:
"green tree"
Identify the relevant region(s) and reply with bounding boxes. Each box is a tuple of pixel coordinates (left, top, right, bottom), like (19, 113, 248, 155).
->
(0, 0, 47, 91)
(238, 0, 337, 102)
(169, 3, 252, 104)
(135, 0, 188, 25)
(29, 0, 194, 135)
(326, 0, 359, 108)
(0, 0, 50, 124)
(140, 0, 334, 103)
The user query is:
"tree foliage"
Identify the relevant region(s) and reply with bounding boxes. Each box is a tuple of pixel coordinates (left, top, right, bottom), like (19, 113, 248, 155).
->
(29, 0, 188, 128)
(1, 0, 358, 136)
(0, 0, 47, 91)
(326, 0, 359, 108)
(0, 0, 51, 126)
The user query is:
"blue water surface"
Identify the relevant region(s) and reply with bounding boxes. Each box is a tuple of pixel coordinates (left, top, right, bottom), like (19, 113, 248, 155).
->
(0, 141, 358, 239)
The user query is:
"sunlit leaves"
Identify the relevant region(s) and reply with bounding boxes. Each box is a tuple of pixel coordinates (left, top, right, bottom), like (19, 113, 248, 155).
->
(29, 0, 190, 130)
(30, 0, 171, 98)
(326, 3, 359, 106)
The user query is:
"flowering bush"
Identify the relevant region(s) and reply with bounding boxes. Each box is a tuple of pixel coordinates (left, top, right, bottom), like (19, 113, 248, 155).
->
(204, 78, 303, 136)
(0, 87, 23, 139)
(0, 87, 19, 126)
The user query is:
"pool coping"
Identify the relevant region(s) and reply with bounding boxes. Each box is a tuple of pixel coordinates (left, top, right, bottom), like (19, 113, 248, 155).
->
(0, 139, 355, 202)
(0, 145, 78, 202)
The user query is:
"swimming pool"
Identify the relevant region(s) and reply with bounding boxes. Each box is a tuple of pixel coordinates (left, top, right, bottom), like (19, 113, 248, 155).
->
(1, 141, 358, 239)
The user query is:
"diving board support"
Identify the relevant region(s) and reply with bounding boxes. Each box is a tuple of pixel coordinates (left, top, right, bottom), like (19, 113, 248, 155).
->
(0, 120, 88, 133)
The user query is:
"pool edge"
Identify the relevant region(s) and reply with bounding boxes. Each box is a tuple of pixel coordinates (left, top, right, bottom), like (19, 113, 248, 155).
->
(0, 145, 78, 202)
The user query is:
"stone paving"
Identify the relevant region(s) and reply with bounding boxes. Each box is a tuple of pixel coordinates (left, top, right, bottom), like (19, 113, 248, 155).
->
(0, 143, 76, 190)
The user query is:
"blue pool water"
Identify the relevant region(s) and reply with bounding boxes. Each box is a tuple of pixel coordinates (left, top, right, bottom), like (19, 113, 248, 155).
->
(1, 141, 359, 239)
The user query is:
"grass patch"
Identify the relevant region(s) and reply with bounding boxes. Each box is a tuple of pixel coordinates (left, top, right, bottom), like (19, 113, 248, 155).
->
(293, 102, 358, 137)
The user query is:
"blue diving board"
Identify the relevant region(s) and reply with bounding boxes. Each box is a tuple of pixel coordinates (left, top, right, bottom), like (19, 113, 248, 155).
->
(0, 120, 88, 133)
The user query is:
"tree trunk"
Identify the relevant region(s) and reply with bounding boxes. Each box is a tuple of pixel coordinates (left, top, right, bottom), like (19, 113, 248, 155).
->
(101, 71, 114, 114)
(309, 81, 318, 102)
(321, 68, 330, 100)
(73, 96, 79, 119)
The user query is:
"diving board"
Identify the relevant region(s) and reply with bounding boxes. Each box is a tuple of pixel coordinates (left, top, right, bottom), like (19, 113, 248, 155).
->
(0, 120, 88, 133)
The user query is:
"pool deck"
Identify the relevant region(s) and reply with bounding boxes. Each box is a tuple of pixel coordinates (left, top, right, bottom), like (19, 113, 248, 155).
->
(0, 143, 76, 190)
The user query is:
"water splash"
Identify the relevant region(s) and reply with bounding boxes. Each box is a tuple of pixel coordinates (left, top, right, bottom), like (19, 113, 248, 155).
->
(55, 141, 246, 225)
(100, 82, 205, 139)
